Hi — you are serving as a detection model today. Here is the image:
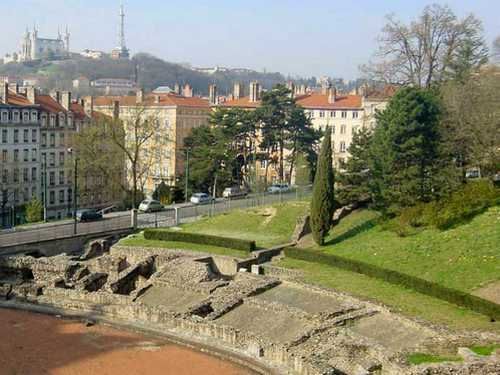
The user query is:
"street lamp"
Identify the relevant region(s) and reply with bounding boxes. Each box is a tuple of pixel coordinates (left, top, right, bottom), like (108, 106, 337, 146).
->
(67, 148, 78, 235)
(184, 147, 191, 203)
(42, 152, 48, 222)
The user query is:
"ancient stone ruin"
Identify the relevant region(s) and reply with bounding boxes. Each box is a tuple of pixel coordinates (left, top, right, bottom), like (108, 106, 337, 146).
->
(0, 241, 498, 375)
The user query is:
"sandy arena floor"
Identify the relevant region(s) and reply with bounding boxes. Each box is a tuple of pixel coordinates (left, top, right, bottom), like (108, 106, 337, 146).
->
(0, 308, 253, 375)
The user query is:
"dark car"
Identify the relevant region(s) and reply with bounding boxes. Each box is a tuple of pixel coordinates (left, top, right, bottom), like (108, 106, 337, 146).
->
(76, 209, 103, 222)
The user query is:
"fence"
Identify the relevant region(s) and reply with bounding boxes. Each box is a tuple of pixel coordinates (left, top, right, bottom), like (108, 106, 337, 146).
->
(0, 214, 132, 248)
(137, 187, 312, 229)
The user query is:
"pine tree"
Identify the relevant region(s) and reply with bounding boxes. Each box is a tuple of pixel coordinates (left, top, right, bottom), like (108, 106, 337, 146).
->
(370, 87, 443, 211)
(310, 127, 335, 245)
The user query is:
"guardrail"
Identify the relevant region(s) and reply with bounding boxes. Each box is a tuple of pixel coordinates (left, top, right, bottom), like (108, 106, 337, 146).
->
(0, 215, 132, 248)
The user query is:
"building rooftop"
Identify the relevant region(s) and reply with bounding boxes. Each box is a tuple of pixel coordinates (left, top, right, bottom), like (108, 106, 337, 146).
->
(94, 93, 210, 109)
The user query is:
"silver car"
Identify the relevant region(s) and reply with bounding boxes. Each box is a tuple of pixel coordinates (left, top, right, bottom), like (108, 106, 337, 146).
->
(138, 199, 163, 213)
(190, 193, 213, 205)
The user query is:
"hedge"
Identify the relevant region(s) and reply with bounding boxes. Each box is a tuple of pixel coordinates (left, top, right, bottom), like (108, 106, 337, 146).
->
(144, 229, 257, 252)
(284, 247, 500, 321)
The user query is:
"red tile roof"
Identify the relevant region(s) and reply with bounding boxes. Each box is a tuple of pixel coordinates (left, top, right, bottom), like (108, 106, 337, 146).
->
(5, 91, 32, 106)
(296, 93, 362, 109)
(94, 93, 210, 108)
(35, 95, 67, 113)
(220, 93, 363, 110)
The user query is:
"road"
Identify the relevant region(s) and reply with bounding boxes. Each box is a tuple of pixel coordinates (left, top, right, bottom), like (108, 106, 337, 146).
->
(0, 190, 310, 248)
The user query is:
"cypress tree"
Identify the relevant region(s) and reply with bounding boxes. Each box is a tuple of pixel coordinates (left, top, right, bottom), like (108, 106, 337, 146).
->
(310, 126, 335, 245)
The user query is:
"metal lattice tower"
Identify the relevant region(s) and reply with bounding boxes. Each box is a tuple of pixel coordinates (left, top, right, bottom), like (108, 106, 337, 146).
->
(119, 3, 126, 50)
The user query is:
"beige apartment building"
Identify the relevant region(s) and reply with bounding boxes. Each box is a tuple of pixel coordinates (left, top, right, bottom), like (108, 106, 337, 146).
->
(93, 91, 210, 197)
(220, 82, 393, 182)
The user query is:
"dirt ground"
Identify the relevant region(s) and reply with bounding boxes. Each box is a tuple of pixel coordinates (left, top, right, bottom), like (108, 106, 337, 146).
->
(473, 280, 500, 305)
(0, 308, 253, 375)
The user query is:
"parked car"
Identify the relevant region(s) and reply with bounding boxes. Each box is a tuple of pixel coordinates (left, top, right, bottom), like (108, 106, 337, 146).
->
(267, 184, 291, 194)
(222, 186, 248, 199)
(76, 209, 103, 222)
(190, 193, 213, 205)
(138, 200, 163, 213)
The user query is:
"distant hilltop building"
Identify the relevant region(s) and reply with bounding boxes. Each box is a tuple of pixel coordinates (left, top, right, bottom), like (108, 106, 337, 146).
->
(4, 26, 70, 64)
(192, 66, 256, 75)
(111, 4, 130, 60)
(80, 49, 105, 60)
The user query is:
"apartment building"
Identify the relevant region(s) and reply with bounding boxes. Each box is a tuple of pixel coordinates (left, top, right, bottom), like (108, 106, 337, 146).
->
(220, 82, 393, 178)
(93, 91, 210, 197)
(0, 83, 120, 226)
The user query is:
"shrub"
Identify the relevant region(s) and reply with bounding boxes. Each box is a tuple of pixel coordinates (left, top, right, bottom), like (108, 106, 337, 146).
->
(284, 247, 500, 320)
(144, 229, 256, 252)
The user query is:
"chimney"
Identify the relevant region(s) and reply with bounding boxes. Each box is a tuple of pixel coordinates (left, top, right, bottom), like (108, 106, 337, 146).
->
(112, 100, 120, 120)
(136, 89, 144, 104)
(209, 84, 218, 105)
(12, 83, 19, 94)
(300, 84, 306, 95)
(174, 83, 181, 95)
(154, 95, 160, 104)
(321, 81, 331, 96)
(328, 87, 337, 104)
(183, 84, 193, 98)
(1, 82, 9, 103)
(51, 90, 61, 103)
(83, 96, 93, 116)
(27, 86, 37, 104)
(249, 81, 261, 103)
(233, 82, 244, 100)
(61, 91, 71, 110)
(286, 81, 295, 98)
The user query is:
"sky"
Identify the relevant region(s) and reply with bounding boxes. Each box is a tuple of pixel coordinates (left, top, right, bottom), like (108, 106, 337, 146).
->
(1, 0, 498, 80)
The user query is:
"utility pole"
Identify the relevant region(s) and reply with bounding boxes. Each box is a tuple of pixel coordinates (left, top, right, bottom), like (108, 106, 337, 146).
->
(73, 157, 78, 235)
(184, 148, 190, 203)
(42, 153, 48, 222)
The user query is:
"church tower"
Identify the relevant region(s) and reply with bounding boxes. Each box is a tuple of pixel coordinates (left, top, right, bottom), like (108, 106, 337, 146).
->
(64, 26, 70, 54)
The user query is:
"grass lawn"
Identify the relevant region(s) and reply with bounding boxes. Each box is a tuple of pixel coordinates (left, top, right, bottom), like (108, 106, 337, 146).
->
(178, 201, 309, 248)
(307, 206, 500, 292)
(407, 353, 462, 365)
(278, 257, 499, 333)
(469, 344, 500, 356)
(118, 232, 249, 258)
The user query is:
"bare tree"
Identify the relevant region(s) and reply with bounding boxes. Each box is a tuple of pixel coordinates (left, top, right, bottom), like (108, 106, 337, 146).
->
(493, 36, 500, 63)
(362, 4, 488, 87)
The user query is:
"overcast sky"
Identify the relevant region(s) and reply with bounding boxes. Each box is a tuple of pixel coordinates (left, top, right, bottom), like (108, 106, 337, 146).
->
(1, 0, 498, 79)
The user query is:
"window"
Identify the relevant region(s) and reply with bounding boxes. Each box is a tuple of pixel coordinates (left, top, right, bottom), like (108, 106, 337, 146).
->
(23, 149, 29, 162)
(309, 110, 315, 118)
(353, 111, 359, 119)
(59, 133, 65, 147)
(13, 149, 19, 162)
(12, 111, 19, 123)
(49, 171, 55, 186)
(31, 111, 37, 122)
(14, 189, 19, 203)
(23, 188, 29, 202)
(32, 167, 37, 181)
(340, 141, 346, 153)
(68, 115, 73, 128)
(59, 152, 65, 166)
(49, 191, 55, 205)
(23, 129, 29, 142)
(330, 111, 336, 118)
(31, 129, 37, 142)
(13, 168, 19, 183)
(59, 171, 65, 185)
(332, 125, 335, 134)
(2, 169, 7, 183)
(1, 129, 7, 143)
(260, 160, 266, 169)
(59, 190, 65, 203)
(13, 129, 19, 143)
(41, 114, 47, 127)
(68, 188, 73, 203)
(50, 133, 55, 147)
(1, 111, 8, 123)
(49, 152, 55, 166)
(31, 186, 36, 198)
(1, 150, 7, 162)
(50, 115, 56, 127)
(31, 148, 37, 162)
(340, 125, 347, 135)
(23, 111, 30, 123)
(319, 111, 325, 118)
(59, 114, 65, 127)
(341, 111, 347, 118)
(23, 168, 28, 182)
